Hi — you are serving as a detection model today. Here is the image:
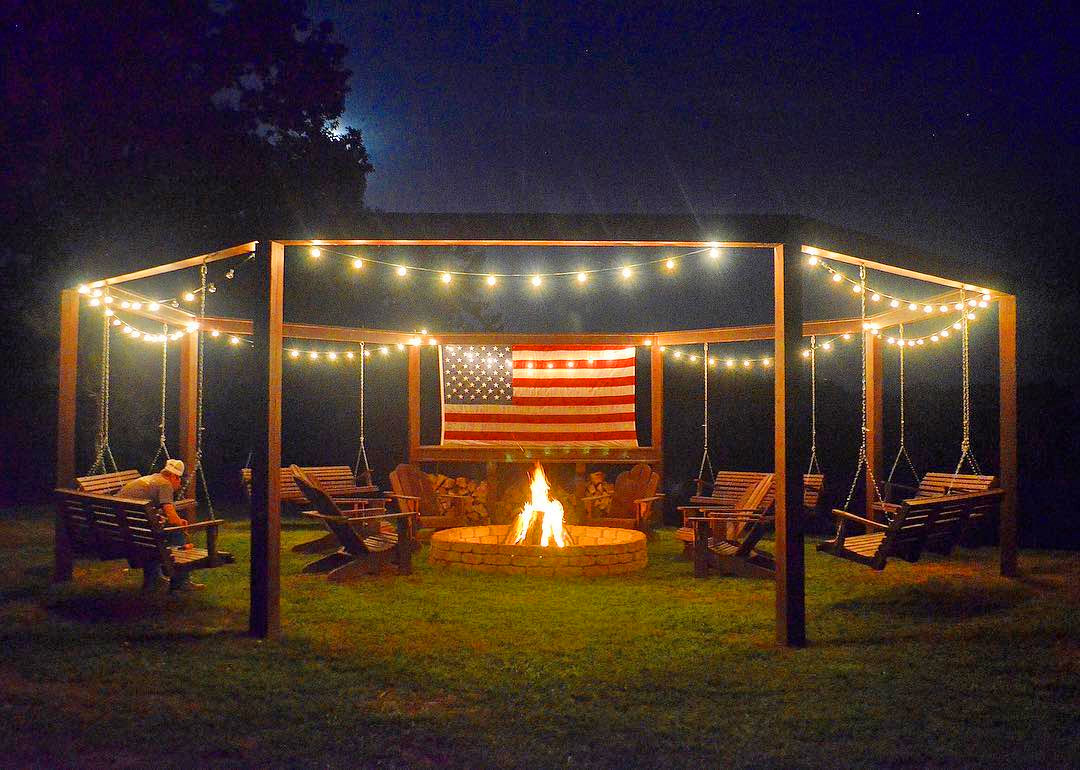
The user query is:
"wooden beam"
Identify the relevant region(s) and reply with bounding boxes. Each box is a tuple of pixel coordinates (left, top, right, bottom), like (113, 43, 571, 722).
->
(85, 242, 257, 288)
(802, 245, 995, 295)
(249, 240, 283, 639)
(773, 243, 806, 647)
(865, 332, 885, 519)
(998, 294, 1018, 577)
(107, 287, 198, 326)
(650, 338, 664, 478)
(411, 446, 662, 464)
(177, 332, 198, 481)
(407, 345, 421, 462)
(280, 239, 780, 249)
(54, 289, 79, 582)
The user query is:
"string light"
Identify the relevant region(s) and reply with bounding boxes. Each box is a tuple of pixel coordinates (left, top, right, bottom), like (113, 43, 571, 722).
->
(352, 258, 364, 269)
(486, 275, 497, 286)
(531, 275, 542, 287)
(78, 285, 90, 294)
(621, 267, 633, 279)
(441, 272, 453, 284)
(665, 259, 676, 270)
(310, 247, 321, 258)
(396, 266, 408, 277)
(806, 256, 819, 266)
(576, 272, 588, 283)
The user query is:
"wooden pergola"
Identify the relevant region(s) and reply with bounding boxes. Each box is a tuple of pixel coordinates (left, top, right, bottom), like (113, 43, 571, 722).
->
(55, 216, 1018, 647)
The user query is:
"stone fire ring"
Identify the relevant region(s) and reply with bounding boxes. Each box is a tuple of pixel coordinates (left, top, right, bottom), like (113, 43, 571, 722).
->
(429, 525, 647, 576)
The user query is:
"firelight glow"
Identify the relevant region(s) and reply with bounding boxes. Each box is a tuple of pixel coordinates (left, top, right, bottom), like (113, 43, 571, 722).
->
(507, 464, 567, 548)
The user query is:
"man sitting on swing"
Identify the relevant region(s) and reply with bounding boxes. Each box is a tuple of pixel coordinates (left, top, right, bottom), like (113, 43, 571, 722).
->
(117, 459, 203, 592)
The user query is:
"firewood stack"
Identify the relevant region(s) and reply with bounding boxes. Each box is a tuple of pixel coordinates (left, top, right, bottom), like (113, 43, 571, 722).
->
(584, 471, 616, 513)
(427, 473, 490, 524)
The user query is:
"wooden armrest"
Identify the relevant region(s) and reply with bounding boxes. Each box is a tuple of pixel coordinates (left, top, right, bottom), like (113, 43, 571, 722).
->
(829, 509, 889, 530)
(163, 519, 225, 533)
(580, 494, 611, 503)
(437, 493, 469, 499)
(385, 493, 419, 501)
(633, 495, 664, 504)
(346, 511, 417, 523)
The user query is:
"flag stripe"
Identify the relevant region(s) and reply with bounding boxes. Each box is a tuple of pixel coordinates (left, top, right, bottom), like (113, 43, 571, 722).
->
(444, 411, 636, 424)
(513, 357, 635, 370)
(512, 375, 636, 388)
(443, 430, 638, 442)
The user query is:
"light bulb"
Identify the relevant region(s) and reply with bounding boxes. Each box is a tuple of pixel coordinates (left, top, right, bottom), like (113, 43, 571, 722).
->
(230, 336, 241, 345)
(708, 357, 716, 366)
(344, 351, 354, 360)
(916, 338, 925, 345)
(78, 285, 89, 294)
(842, 333, 851, 340)
(104, 308, 114, 317)
(363, 349, 371, 357)
(91, 289, 102, 297)
(184, 292, 196, 302)
(923, 305, 933, 313)
(643, 338, 653, 346)
(89, 298, 100, 307)
(726, 359, 736, 367)
(821, 342, 831, 350)
(832, 273, 843, 283)
(428, 338, 438, 346)
(420, 328, 428, 335)
(907, 340, 916, 347)
(211, 330, 220, 337)
(396, 266, 408, 277)
(397, 343, 405, 351)
(131, 331, 141, 340)
(953, 321, 962, 330)
(955, 302, 964, 310)
(308, 351, 318, 359)
(806, 256, 819, 266)
(148, 302, 159, 311)
(709, 245, 720, 259)
(112, 318, 121, 326)
(887, 337, 896, 345)
(576, 272, 588, 283)
(441, 272, 452, 284)
(410, 336, 421, 346)
(659, 346, 667, 352)
(381, 347, 389, 356)
(967, 312, 976, 320)
(871, 293, 881, 302)
(743, 359, 751, 367)
(531, 275, 542, 287)
(673, 350, 682, 359)
(352, 258, 364, 269)
(621, 267, 632, 279)
(290, 350, 300, 359)
(978, 300, 988, 308)
(941, 330, 950, 337)
(328, 352, 338, 361)
(908, 303, 918, 311)
(940, 305, 950, 313)
(309, 247, 321, 258)
(890, 299, 900, 308)
(982, 293, 991, 301)
(852, 284, 862, 294)
(968, 299, 977, 307)
(120, 301, 130, 309)
(486, 275, 497, 286)
(762, 358, 771, 366)
(689, 355, 698, 362)
(931, 335, 940, 342)
(131, 302, 142, 310)
(802, 350, 811, 358)
(665, 258, 676, 270)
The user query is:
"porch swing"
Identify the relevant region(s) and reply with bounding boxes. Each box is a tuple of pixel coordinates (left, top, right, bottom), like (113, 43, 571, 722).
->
(818, 280, 1004, 570)
(241, 340, 382, 508)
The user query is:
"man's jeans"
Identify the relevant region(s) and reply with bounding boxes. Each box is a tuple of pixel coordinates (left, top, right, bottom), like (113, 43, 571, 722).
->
(143, 529, 190, 589)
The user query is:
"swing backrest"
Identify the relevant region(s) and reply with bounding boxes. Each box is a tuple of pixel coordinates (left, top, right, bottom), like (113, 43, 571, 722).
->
(76, 470, 142, 496)
(694, 471, 770, 509)
(915, 473, 996, 498)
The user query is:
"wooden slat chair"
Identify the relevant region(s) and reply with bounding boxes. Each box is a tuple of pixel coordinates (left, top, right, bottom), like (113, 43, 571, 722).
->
(240, 465, 379, 507)
(386, 463, 468, 537)
(675, 472, 773, 556)
(55, 489, 233, 586)
(291, 466, 416, 581)
(872, 472, 996, 520)
(689, 509, 776, 579)
(580, 463, 664, 534)
(77, 470, 197, 515)
(817, 489, 1004, 570)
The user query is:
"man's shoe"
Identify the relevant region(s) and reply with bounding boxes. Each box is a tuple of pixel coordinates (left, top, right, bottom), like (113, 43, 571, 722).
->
(170, 580, 206, 592)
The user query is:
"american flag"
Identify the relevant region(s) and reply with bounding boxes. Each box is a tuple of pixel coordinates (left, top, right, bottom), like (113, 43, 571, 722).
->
(440, 344, 638, 446)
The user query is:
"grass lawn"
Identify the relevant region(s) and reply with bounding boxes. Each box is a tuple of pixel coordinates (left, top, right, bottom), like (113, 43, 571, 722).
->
(1, 506, 1077, 768)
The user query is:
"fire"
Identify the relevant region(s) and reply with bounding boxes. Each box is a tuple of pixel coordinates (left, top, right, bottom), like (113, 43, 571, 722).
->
(506, 464, 571, 547)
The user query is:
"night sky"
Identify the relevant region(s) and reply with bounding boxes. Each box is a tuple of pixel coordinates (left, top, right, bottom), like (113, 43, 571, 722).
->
(316, 2, 1073, 261)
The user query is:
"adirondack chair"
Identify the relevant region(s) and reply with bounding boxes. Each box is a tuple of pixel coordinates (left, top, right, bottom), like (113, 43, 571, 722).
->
(55, 489, 234, 587)
(240, 465, 378, 507)
(77, 470, 197, 515)
(386, 463, 468, 536)
(817, 489, 1004, 570)
(689, 509, 776, 578)
(871, 472, 996, 520)
(676, 472, 774, 556)
(580, 463, 664, 534)
(290, 466, 416, 581)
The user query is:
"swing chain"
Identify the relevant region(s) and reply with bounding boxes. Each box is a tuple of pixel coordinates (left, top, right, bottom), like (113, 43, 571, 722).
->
(354, 341, 372, 481)
(807, 336, 820, 475)
(181, 262, 214, 517)
(843, 264, 883, 511)
(697, 342, 715, 482)
(886, 324, 918, 485)
(149, 324, 172, 471)
(949, 291, 982, 489)
(89, 312, 118, 475)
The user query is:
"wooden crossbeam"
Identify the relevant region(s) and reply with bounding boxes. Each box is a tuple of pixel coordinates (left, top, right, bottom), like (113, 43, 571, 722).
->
(85, 241, 257, 289)
(802, 245, 994, 294)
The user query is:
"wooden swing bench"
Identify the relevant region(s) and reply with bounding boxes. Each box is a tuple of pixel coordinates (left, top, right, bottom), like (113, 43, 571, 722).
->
(871, 472, 996, 519)
(54, 489, 234, 585)
(818, 488, 1004, 570)
(291, 466, 416, 581)
(240, 465, 378, 506)
(76, 470, 197, 514)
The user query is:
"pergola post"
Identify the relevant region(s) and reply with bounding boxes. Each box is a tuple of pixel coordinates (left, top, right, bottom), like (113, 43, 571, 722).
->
(54, 288, 80, 582)
(998, 294, 1018, 576)
(249, 240, 284, 638)
(178, 332, 199, 482)
(407, 345, 421, 463)
(773, 243, 805, 647)
(865, 332, 884, 518)
(649, 337, 664, 481)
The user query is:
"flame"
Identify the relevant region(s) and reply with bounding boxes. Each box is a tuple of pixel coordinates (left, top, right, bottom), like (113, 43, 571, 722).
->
(508, 463, 567, 547)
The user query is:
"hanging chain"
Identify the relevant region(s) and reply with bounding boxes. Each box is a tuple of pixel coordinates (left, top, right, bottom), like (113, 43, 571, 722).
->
(697, 341, 715, 482)
(354, 341, 372, 482)
(886, 324, 919, 485)
(180, 262, 214, 517)
(843, 264, 883, 510)
(807, 336, 820, 475)
(950, 291, 983, 489)
(148, 324, 172, 470)
(88, 312, 118, 474)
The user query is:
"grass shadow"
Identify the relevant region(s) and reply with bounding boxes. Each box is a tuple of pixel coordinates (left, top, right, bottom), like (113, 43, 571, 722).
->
(827, 578, 1030, 620)
(46, 590, 217, 624)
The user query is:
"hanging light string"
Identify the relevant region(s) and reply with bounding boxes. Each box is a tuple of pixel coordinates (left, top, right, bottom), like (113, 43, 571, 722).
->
(842, 265, 884, 512)
(807, 336, 820, 475)
(886, 324, 919, 486)
(87, 312, 119, 475)
(309, 243, 719, 282)
(950, 290, 984, 489)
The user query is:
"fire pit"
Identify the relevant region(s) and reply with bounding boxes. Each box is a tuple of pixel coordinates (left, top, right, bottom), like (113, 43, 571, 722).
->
(429, 464, 647, 576)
